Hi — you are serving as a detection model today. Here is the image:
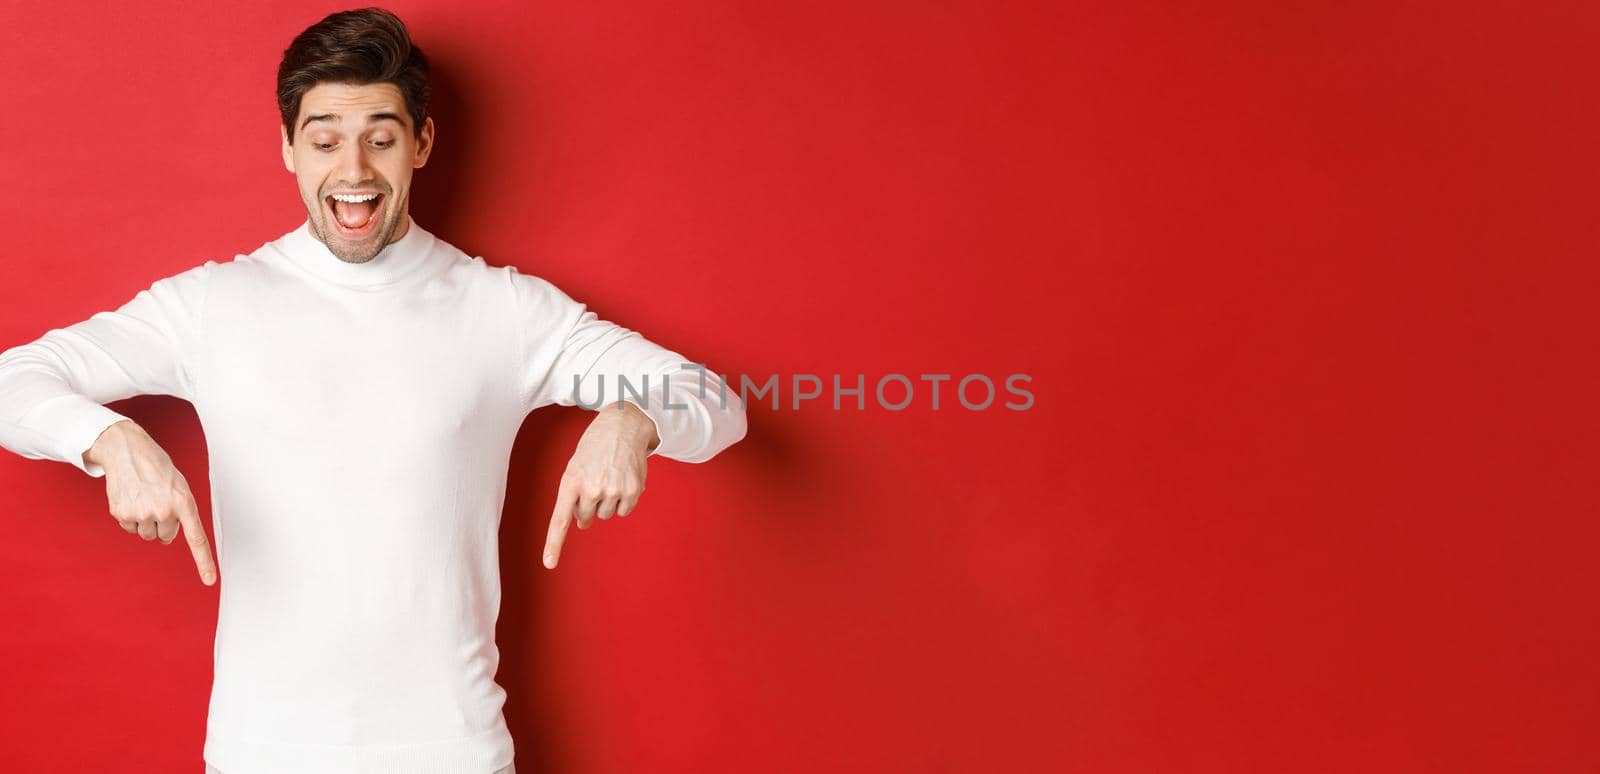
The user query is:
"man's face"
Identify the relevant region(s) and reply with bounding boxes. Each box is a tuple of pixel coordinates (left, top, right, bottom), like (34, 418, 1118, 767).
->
(281, 81, 434, 263)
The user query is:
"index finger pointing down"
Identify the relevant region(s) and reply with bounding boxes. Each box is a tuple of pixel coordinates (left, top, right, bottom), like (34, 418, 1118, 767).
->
(177, 493, 217, 586)
(544, 483, 577, 570)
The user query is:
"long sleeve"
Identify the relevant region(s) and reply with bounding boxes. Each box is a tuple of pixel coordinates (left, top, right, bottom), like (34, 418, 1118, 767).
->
(0, 261, 214, 477)
(511, 267, 746, 463)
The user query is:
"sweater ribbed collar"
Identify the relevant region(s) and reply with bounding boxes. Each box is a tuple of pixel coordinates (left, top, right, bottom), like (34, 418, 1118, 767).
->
(277, 215, 438, 289)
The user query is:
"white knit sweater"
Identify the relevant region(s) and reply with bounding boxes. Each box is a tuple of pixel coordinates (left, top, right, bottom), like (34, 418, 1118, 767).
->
(0, 217, 746, 773)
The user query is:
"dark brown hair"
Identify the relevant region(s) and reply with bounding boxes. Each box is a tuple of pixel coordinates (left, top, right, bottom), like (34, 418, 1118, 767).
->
(277, 7, 430, 143)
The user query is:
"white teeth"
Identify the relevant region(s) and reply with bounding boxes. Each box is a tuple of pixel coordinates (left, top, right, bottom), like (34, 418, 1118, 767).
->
(330, 193, 380, 203)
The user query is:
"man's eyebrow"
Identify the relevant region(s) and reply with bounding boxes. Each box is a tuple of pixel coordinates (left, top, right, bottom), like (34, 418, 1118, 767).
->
(299, 112, 407, 130)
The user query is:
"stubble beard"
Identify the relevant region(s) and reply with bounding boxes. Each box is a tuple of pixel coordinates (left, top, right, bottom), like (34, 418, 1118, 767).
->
(308, 192, 403, 264)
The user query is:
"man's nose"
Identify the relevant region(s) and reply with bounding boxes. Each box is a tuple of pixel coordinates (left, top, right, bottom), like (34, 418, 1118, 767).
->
(332, 142, 375, 182)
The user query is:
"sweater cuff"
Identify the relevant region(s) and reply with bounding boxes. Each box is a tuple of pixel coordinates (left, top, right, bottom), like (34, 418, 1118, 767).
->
(615, 380, 712, 461)
(22, 394, 130, 478)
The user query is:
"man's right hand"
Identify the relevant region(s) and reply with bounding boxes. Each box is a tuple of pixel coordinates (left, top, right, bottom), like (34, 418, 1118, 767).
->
(85, 419, 217, 586)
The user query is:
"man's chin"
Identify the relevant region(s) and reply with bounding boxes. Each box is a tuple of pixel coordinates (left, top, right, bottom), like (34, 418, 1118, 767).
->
(315, 215, 391, 263)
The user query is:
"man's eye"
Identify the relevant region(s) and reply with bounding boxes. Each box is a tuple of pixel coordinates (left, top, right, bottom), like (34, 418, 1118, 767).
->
(373, 140, 394, 148)
(316, 142, 336, 151)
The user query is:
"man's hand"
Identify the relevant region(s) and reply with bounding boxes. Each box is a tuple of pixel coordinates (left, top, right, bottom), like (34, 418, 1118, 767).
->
(84, 419, 217, 586)
(543, 401, 660, 569)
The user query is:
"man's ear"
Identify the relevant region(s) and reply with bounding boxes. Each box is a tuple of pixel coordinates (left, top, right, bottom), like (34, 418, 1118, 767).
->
(280, 124, 295, 174)
(413, 116, 435, 169)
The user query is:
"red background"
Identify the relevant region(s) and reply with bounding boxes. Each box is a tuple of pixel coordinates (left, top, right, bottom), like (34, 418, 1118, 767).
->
(2, 1, 1596, 771)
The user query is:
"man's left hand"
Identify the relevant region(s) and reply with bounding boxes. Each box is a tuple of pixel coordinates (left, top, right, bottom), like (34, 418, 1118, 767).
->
(542, 400, 659, 569)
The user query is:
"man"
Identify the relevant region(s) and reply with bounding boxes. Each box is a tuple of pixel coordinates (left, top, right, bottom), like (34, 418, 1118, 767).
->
(0, 8, 746, 774)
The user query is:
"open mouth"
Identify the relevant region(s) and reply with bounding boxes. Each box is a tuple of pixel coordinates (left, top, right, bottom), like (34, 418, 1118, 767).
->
(325, 192, 385, 238)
